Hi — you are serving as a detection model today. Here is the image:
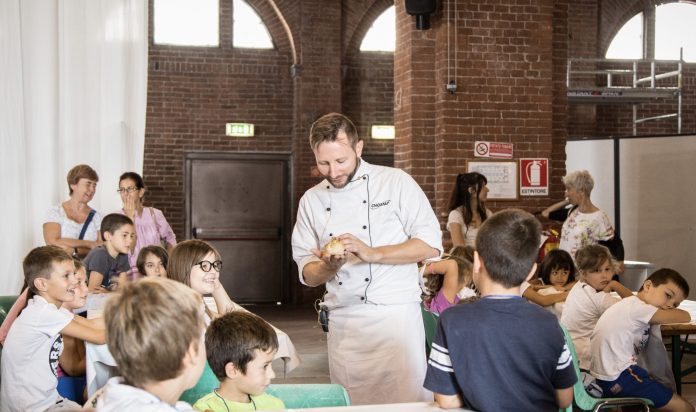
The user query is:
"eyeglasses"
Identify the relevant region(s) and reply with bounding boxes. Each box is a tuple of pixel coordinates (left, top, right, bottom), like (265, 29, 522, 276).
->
(117, 186, 138, 194)
(195, 260, 222, 272)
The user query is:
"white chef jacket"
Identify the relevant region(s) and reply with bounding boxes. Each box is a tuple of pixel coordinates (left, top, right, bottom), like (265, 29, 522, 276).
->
(292, 160, 443, 310)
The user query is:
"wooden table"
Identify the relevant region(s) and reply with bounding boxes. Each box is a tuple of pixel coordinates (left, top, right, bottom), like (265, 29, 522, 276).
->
(661, 299, 696, 394)
(283, 402, 472, 412)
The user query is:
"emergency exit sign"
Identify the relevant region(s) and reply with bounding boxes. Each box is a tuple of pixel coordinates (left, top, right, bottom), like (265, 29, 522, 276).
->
(226, 123, 255, 137)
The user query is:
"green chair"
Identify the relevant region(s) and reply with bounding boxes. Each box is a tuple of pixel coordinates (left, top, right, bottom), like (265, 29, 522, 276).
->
(0, 295, 19, 325)
(420, 302, 439, 356)
(559, 325, 652, 411)
(267, 384, 350, 408)
(179, 361, 219, 405)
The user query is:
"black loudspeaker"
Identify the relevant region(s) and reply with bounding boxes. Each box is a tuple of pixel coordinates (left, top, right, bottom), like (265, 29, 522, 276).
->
(405, 0, 437, 30)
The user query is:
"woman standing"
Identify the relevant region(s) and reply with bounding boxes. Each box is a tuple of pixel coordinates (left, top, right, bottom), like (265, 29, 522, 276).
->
(446, 172, 492, 247)
(118, 172, 176, 277)
(43, 164, 102, 258)
(541, 170, 614, 260)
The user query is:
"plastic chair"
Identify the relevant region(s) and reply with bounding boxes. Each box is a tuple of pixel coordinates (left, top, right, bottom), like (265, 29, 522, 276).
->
(420, 302, 439, 356)
(559, 325, 652, 411)
(179, 361, 220, 405)
(0, 295, 19, 325)
(267, 384, 350, 408)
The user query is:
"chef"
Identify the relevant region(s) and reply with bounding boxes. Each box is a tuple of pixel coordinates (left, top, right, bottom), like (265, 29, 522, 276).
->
(292, 113, 442, 405)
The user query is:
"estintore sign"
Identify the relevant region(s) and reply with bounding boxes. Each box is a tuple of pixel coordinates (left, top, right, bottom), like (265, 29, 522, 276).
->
(520, 158, 549, 196)
(474, 141, 513, 158)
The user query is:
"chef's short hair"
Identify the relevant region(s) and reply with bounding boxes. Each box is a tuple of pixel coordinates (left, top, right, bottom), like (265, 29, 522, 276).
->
(309, 113, 361, 150)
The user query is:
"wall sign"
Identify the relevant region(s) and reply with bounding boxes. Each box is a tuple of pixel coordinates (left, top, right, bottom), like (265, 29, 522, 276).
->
(520, 158, 549, 196)
(467, 160, 518, 200)
(474, 141, 513, 158)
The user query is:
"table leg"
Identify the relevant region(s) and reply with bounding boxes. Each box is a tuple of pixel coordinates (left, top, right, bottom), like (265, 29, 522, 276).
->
(673, 335, 682, 395)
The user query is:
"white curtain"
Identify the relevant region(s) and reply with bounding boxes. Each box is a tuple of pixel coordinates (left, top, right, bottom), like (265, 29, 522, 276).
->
(0, 0, 148, 294)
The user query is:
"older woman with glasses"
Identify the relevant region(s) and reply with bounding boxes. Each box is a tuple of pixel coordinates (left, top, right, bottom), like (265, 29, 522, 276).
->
(43, 164, 103, 258)
(446, 172, 493, 248)
(118, 171, 176, 278)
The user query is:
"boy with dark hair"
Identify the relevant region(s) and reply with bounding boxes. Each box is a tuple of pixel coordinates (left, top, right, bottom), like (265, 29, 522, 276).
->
(424, 209, 577, 411)
(590, 268, 693, 412)
(0, 246, 105, 411)
(84, 213, 134, 291)
(193, 311, 285, 411)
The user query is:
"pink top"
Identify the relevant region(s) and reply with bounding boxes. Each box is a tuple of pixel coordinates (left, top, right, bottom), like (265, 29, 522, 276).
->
(120, 207, 176, 278)
(424, 290, 460, 315)
(0, 289, 29, 345)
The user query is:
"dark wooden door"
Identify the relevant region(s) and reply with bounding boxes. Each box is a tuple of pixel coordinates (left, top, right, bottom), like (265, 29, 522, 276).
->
(185, 152, 291, 303)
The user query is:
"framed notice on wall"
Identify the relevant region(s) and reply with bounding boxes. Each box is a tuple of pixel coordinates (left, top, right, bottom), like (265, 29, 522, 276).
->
(467, 160, 519, 200)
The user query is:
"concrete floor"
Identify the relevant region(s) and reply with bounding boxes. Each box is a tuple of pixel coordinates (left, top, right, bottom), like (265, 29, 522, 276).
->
(249, 304, 696, 406)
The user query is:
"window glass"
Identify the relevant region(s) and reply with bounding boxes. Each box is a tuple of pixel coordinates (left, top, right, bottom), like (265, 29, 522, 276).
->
(233, 0, 274, 49)
(606, 12, 643, 59)
(655, 3, 696, 62)
(154, 0, 219, 46)
(360, 6, 395, 52)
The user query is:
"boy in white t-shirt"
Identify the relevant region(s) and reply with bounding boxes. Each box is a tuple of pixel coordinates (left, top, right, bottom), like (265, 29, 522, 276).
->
(0, 246, 106, 412)
(560, 244, 632, 370)
(590, 269, 693, 412)
(88, 277, 207, 411)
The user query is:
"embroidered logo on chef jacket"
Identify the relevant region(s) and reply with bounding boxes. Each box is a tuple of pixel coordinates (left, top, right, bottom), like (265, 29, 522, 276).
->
(370, 200, 390, 210)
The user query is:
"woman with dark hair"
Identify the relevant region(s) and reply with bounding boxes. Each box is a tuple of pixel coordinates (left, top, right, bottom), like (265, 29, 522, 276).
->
(43, 164, 102, 258)
(446, 172, 493, 247)
(118, 171, 176, 278)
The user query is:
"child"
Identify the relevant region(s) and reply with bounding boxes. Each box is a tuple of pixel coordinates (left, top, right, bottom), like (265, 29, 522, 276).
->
(0, 246, 106, 412)
(136, 245, 169, 278)
(560, 244, 632, 370)
(193, 311, 285, 411)
(84, 213, 134, 292)
(423, 248, 475, 314)
(590, 269, 693, 412)
(535, 249, 577, 319)
(90, 277, 207, 410)
(168, 240, 238, 324)
(423, 209, 576, 411)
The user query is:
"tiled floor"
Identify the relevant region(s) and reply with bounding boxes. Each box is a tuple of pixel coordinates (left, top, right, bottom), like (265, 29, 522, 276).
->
(250, 304, 696, 406)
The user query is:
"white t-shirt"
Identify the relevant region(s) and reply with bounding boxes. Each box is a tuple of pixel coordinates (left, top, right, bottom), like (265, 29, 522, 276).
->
(45, 204, 102, 241)
(560, 281, 620, 370)
(559, 209, 614, 259)
(538, 286, 565, 320)
(590, 296, 658, 381)
(446, 207, 493, 247)
(91, 377, 195, 411)
(0, 295, 74, 412)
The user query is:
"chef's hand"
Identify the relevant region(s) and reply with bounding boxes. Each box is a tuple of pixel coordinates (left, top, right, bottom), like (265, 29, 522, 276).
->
(337, 234, 380, 263)
(311, 248, 346, 272)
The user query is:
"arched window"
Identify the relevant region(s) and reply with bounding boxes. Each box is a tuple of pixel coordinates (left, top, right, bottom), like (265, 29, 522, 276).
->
(360, 6, 395, 52)
(154, 0, 219, 46)
(605, 12, 643, 59)
(233, 0, 274, 49)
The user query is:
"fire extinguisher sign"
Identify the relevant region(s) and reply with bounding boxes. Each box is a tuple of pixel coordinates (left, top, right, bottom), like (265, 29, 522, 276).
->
(520, 158, 549, 196)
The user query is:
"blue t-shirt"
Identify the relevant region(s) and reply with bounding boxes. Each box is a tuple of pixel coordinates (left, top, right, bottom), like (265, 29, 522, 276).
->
(83, 246, 129, 288)
(424, 297, 577, 412)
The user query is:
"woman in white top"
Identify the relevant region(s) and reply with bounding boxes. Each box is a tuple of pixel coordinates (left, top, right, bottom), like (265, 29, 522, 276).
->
(541, 170, 614, 260)
(43, 164, 102, 258)
(446, 172, 492, 247)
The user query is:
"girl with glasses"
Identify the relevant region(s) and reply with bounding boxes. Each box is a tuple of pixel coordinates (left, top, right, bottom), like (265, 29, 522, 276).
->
(118, 171, 177, 279)
(167, 239, 237, 324)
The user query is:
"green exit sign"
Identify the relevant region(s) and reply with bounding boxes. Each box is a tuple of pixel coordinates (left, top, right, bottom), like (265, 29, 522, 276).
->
(226, 123, 255, 137)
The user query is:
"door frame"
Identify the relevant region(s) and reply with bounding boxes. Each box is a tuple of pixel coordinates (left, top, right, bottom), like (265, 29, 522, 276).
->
(184, 151, 293, 303)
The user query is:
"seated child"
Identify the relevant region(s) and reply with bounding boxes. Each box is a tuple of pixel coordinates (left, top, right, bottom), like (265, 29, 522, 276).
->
(84, 213, 134, 292)
(423, 246, 475, 314)
(136, 245, 168, 278)
(90, 277, 207, 410)
(193, 311, 284, 411)
(0, 246, 106, 412)
(590, 269, 693, 412)
(423, 209, 576, 411)
(560, 244, 632, 370)
(534, 249, 576, 319)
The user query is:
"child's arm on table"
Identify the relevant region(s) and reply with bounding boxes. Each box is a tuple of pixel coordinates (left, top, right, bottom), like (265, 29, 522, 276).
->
(604, 280, 633, 298)
(523, 288, 568, 307)
(61, 318, 106, 345)
(434, 392, 464, 409)
(650, 308, 691, 325)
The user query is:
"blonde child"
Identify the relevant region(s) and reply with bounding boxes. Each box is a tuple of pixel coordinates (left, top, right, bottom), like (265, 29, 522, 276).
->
(560, 244, 632, 370)
(193, 312, 284, 411)
(136, 245, 168, 278)
(423, 246, 475, 314)
(84, 213, 135, 292)
(590, 269, 693, 412)
(90, 277, 207, 410)
(0, 246, 105, 411)
(167, 240, 237, 324)
(533, 249, 576, 319)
